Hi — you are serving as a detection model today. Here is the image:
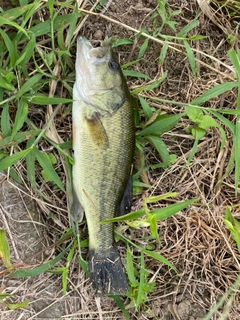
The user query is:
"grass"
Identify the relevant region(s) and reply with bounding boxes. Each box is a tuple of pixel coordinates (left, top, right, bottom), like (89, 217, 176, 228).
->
(0, 0, 240, 318)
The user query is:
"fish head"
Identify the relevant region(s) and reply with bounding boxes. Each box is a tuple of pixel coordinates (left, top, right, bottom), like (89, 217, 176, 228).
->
(74, 37, 127, 115)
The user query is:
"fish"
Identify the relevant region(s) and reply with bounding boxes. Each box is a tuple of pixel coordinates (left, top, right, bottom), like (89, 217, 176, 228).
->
(72, 37, 135, 295)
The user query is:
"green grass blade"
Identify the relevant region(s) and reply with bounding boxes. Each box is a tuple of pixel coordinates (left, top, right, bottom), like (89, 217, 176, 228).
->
(0, 78, 15, 91)
(13, 240, 74, 278)
(150, 198, 200, 220)
(33, 146, 65, 192)
(4, 300, 29, 310)
(15, 74, 43, 99)
(123, 70, 150, 79)
(1, 103, 11, 138)
(191, 82, 238, 105)
(0, 148, 32, 171)
(139, 96, 153, 120)
(126, 246, 138, 286)
(29, 14, 82, 38)
(0, 16, 29, 38)
(158, 43, 168, 65)
(107, 294, 131, 320)
(145, 192, 178, 203)
(0, 4, 35, 21)
(11, 99, 28, 137)
(143, 249, 177, 273)
(26, 137, 36, 189)
(177, 20, 199, 37)
(137, 113, 184, 137)
(184, 40, 196, 77)
(202, 273, 240, 320)
(146, 135, 169, 167)
(18, 32, 36, 68)
(27, 95, 73, 105)
(101, 208, 146, 223)
(0, 29, 17, 68)
(208, 109, 235, 134)
(136, 251, 145, 310)
(137, 38, 149, 60)
(0, 130, 39, 149)
(131, 71, 168, 94)
(0, 230, 11, 268)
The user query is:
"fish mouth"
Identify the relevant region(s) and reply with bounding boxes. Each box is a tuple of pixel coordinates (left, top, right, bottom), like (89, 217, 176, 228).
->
(77, 37, 110, 62)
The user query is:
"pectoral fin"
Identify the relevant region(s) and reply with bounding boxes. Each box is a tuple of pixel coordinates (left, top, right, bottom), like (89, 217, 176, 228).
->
(116, 176, 133, 216)
(85, 112, 109, 149)
(71, 186, 84, 223)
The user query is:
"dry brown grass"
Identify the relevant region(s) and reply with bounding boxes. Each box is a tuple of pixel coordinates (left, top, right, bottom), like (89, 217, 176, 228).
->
(1, 0, 240, 319)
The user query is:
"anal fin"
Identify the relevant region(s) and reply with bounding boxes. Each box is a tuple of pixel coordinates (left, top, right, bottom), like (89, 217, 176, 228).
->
(116, 176, 133, 216)
(71, 185, 84, 224)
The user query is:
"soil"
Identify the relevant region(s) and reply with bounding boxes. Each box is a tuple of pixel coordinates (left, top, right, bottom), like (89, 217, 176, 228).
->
(1, 0, 240, 319)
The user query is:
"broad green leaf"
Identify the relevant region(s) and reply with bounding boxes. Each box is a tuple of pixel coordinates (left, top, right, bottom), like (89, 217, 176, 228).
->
(146, 135, 169, 167)
(34, 147, 65, 192)
(184, 40, 196, 77)
(185, 105, 203, 122)
(137, 113, 184, 137)
(150, 198, 199, 220)
(139, 96, 153, 120)
(0, 148, 32, 171)
(0, 230, 11, 268)
(191, 82, 238, 105)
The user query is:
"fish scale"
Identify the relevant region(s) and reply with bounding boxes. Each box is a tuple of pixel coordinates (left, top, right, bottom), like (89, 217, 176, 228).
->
(72, 37, 135, 295)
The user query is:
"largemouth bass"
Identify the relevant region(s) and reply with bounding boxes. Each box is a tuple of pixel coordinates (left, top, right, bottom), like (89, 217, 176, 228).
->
(72, 37, 135, 294)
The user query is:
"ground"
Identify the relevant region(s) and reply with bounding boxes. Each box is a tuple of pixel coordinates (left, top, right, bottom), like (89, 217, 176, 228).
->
(0, 0, 240, 319)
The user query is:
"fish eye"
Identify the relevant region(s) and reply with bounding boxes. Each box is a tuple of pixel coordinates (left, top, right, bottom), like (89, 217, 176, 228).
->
(108, 59, 119, 71)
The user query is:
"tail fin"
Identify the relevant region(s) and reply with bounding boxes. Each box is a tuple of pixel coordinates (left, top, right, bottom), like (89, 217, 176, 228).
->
(89, 246, 128, 295)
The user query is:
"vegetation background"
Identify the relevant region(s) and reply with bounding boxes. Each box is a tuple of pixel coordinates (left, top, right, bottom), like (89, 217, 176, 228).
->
(0, 0, 240, 319)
